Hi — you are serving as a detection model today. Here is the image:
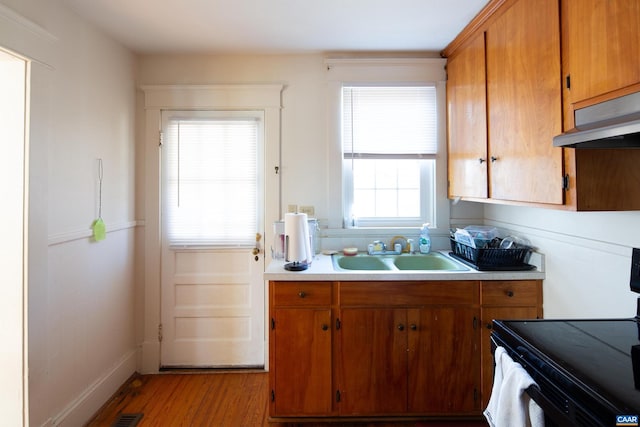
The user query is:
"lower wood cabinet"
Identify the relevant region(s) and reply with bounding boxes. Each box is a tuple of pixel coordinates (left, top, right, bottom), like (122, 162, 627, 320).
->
(479, 280, 543, 408)
(269, 281, 333, 416)
(269, 279, 542, 420)
(337, 281, 481, 416)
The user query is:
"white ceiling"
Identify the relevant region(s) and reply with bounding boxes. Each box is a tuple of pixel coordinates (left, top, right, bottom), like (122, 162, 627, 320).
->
(60, 0, 488, 54)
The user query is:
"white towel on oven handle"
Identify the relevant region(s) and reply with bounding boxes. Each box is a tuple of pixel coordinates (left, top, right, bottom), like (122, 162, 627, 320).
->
(484, 346, 545, 427)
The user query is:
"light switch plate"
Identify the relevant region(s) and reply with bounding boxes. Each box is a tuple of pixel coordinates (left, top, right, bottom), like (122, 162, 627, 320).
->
(300, 205, 315, 217)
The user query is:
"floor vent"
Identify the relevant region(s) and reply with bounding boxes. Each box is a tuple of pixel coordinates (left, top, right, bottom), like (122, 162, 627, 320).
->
(111, 413, 143, 427)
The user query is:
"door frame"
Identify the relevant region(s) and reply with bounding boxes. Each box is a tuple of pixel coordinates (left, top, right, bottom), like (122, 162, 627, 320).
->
(140, 84, 283, 373)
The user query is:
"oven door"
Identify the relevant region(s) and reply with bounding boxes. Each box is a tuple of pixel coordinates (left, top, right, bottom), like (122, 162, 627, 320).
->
(491, 326, 611, 427)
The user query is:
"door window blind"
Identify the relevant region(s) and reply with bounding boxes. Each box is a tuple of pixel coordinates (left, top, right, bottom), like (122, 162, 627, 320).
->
(163, 116, 259, 246)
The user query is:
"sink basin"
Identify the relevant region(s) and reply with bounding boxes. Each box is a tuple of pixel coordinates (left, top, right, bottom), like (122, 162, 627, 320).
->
(393, 253, 468, 271)
(333, 255, 392, 270)
(331, 252, 468, 271)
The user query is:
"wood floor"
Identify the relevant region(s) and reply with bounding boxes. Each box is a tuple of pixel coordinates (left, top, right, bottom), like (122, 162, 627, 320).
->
(86, 372, 487, 427)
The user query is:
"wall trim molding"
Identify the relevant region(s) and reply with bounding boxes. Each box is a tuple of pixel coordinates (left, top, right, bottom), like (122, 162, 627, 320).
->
(0, 3, 58, 44)
(140, 84, 284, 110)
(485, 219, 632, 257)
(48, 220, 139, 246)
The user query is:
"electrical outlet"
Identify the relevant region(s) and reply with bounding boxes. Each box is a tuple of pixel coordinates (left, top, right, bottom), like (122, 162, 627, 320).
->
(300, 205, 315, 217)
(287, 204, 298, 213)
(631, 248, 640, 291)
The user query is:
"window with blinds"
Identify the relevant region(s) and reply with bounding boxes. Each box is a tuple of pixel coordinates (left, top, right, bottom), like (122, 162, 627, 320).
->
(162, 112, 262, 246)
(342, 86, 437, 227)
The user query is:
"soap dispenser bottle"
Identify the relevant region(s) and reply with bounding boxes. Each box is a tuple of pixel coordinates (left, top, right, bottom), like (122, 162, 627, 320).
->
(419, 223, 431, 254)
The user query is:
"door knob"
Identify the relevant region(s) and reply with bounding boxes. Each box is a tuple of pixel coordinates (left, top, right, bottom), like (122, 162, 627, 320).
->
(252, 233, 262, 256)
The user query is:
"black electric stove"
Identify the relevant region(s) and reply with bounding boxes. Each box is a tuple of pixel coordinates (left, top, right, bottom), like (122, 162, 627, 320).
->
(492, 317, 640, 427)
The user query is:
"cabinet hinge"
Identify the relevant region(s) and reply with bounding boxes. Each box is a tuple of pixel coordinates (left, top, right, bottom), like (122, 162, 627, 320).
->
(336, 390, 341, 402)
(562, 174, 570, 191)
(473, 316, 478, 330)
(336, 318, 341, 330)
(566, 74, 571, 89)
(158, 323, 163, 342)
(271, 390, 275, 402)
(271, 318, 275, 330)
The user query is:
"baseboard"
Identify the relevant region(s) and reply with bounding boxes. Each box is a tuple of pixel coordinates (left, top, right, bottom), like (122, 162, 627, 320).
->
(49, 349, 137, 427)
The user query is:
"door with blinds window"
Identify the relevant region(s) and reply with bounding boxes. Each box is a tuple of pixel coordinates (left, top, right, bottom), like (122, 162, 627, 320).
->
(160, 110, 265, 368)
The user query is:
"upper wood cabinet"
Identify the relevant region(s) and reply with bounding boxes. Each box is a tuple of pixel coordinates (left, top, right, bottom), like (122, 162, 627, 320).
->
(562, 0, 640, 128)
(485, 0, 563, 204)
(447, 33, 488, 200)
(446, 0, 564, 205)
(444, 0, 640, 211)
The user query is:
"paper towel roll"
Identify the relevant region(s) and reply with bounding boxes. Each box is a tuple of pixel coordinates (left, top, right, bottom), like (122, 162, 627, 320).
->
(284, 212, 311, 264)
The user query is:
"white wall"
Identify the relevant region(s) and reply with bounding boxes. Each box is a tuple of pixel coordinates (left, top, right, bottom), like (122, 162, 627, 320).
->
(138, 53, 640, 323)
(484, 204, 640, 318)
(137, 54, 329, 221)
(0, 0, 138, 425)
(136, 54, 458, 249)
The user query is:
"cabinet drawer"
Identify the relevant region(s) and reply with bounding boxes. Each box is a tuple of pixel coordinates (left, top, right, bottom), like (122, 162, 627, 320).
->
(271, 281, 332, 307)
(481, 281, 540, 306)
(340, 281, 479, 306)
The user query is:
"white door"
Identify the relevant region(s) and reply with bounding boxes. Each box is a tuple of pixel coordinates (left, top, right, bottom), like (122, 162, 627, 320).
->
(160, 110, 265, 368)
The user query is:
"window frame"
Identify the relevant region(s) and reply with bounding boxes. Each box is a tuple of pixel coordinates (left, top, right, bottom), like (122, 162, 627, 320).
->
(341, 84, 437, 227)
(325, 58, 449, 231)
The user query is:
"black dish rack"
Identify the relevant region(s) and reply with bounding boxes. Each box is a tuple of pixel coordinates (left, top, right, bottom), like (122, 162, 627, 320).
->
(449, 238, 535, 271)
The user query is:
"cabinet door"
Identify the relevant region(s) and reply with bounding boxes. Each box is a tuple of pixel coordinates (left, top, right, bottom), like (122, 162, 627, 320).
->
(271, 308, 332, 416)
(486, 0, 563, 204)
(338, 308, 407, 415)
(563, 0, 640, 114)
(407, 307, 480, 413)
(447, 33, 488, 199)
(480, 306, 539, 408)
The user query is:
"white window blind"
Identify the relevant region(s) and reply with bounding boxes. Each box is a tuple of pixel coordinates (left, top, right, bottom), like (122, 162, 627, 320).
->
(343, 86, 437, 156)
(163, 116, 259, 246)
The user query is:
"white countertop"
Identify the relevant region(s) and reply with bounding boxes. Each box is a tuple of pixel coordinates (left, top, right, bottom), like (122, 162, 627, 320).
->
(264, 250, 545, 281)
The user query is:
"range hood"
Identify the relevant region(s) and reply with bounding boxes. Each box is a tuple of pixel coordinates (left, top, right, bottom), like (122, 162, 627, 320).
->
(553, 91, 640, 148)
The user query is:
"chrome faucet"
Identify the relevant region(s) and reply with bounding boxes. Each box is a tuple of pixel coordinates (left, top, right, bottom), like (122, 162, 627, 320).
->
(367, 240, 403, 255)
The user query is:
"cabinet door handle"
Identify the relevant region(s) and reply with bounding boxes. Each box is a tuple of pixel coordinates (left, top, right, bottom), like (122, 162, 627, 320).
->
(506, 290, 514, 297)
(321, 324, 329, 331)
(486, 323, 493, 330)
(298, 291, 306, 298)
(397, 324, 405, 331)
(490, 156, 498, 163)
(478, 158, 486, 164)
(410, 324, 417, 331)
